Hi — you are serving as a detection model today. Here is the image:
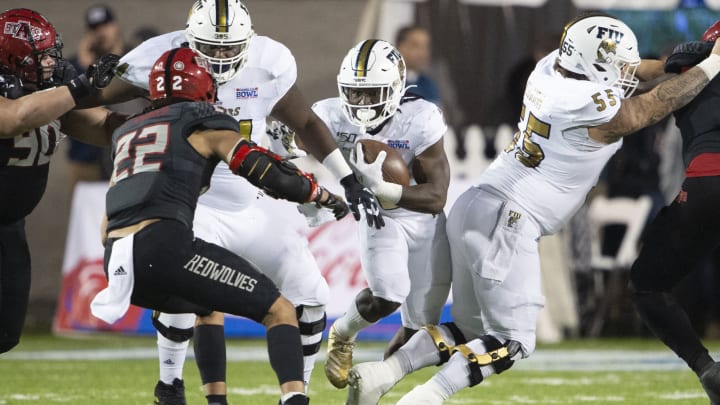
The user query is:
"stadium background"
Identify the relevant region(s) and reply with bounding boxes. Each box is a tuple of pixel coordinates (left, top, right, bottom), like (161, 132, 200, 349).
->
(7, 0, 720, 339)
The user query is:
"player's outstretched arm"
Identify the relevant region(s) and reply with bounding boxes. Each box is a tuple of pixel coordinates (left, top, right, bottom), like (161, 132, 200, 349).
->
(74, 75, 148, 109)
(589, 39, 720, 144)
(0, 86, 76, 138)
(60, 108, 129, 147)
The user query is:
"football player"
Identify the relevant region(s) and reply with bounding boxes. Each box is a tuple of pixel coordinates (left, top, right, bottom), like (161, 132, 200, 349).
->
(0, 8, 120, 354)
(95, 47, 343, 405)
(630, 21, 720, 403)
(312, 39, 451, 390)
(80, 1, 382, 404)
(343, 13, 720, 405)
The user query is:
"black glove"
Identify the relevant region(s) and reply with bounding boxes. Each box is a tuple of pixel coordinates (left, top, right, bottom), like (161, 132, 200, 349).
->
(0, 74, 24, 99)
(340, 174, 384, 229)
(65, 53, 120, 104)
(665, 41, 714, 74)
(313, 187, 350, 221)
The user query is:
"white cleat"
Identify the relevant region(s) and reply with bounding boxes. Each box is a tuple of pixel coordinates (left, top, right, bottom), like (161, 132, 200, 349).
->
(345, 361, 399, 405)
(396, 382, 446, 405)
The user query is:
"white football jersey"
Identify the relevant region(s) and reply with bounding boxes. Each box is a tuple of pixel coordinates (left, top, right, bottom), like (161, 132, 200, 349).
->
(313, 95, 447, 218)
(118, 31, 297, 211)
(479, 51, 623, 235)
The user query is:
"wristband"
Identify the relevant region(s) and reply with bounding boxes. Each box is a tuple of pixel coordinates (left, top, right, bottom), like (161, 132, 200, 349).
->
(322, 148, 353, 179)
(65, 74, 94, 104)
(697, 53, 720, 80)
(375, 181, 402, 205)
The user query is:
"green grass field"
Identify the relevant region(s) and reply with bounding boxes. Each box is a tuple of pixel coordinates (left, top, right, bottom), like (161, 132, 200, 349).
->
(1, 334, 718, 404)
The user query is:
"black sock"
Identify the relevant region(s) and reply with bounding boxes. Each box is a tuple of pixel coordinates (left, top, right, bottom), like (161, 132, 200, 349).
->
(194, 324, 227, 384)
(266, 324, 304, 384)
(633, 290, 714, 375)
(206, 394, 227, 405)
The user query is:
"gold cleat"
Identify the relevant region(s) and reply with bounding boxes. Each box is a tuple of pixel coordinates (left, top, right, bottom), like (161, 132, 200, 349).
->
(325, 324, 356, 388)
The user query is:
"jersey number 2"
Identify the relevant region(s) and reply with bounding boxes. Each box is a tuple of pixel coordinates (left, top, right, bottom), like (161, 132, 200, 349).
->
(505, 104, 551, 168)
(111, 123, 169, 183)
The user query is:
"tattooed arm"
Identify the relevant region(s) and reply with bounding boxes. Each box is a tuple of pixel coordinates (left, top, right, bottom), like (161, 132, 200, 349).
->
(589, 39, 720, 144)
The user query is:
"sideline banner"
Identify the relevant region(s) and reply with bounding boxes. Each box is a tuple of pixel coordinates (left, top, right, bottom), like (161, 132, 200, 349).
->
(53, 181, 467, 339)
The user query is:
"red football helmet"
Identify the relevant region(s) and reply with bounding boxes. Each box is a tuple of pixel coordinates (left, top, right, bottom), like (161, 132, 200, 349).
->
(702, 20, 720, 42)
(149, 47, 217, 103)
(0, 8, 63, 87)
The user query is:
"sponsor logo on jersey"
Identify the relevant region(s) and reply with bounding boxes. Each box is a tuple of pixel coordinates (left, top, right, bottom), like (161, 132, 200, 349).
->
(113, 266, 127, 276)
(235, 87, 258, 98)
(184, 254, 258, 292)
(3, 21, 42, 42)
(387, 139, 410, 150)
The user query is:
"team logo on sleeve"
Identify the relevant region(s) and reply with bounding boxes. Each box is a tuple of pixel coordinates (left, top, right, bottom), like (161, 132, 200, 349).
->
(507, 210, 522, 228)
(235, 87, 258, 98)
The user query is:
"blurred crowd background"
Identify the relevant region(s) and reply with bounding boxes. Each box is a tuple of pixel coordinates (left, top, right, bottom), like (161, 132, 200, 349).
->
(11, 0, 720, 342)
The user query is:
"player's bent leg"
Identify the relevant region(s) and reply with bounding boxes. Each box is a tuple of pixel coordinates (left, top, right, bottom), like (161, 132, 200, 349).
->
(262, 296, 308, 404)
(346, 323, 465, 405)
(153, 312, 196, 405)
(383, 327, 417, 359)
(397, 335, 522, 404)
(327, 289, 400, 388)
(194, 311, 228, 404)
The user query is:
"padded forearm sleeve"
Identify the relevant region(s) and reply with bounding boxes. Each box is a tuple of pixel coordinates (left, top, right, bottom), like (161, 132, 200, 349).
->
(229, 141, 319, 203)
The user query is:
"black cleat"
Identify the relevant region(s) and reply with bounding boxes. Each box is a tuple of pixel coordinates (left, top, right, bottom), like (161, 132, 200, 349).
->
(700, 362, 720, 405)
(280, 394, 309, 405)
(154, 379, 187, 405)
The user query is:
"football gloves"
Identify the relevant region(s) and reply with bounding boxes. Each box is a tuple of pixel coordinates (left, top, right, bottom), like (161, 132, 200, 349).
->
(340, 173, 384, 230)
(665, 41, 714, 74)
(66, 53, 120, 104)
(266, 121, 306, 159)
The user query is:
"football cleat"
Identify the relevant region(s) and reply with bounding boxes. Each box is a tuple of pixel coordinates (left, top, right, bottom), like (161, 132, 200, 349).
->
(154, 378, 187, 405)
(700, 362, 720, 404)
(325, 324, 356, 388)
(346, 361, 398, 405)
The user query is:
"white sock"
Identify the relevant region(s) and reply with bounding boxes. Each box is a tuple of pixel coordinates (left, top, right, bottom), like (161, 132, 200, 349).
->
(157, 333, 189, 384)
(433, 338, 496, 395)
(394, 325, 458, 374)
(333, 301, 373, 339)
(298, 305, 325, 387)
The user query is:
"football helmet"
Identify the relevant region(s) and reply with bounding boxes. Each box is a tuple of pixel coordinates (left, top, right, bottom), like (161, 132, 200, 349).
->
(149, 47, 217, 103)
(185, 0, 254, 83)
(0, 8, 63, 88)
(557, 13, 640, 98)
(337, 39, 407, 129)
(702, 20, 720, 42)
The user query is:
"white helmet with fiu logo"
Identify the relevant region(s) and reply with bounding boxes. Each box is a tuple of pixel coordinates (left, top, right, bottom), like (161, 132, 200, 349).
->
(337, 39, 407, 130)
(557, 13, 640, 98)
(185, 0, 254, 83)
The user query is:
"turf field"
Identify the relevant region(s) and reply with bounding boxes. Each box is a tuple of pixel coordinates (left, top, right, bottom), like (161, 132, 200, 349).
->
(1, 334, 718, 404)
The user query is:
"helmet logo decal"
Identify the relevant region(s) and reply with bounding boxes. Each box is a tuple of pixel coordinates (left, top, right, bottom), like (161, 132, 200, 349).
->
(354, 39, 378, 78)
(595, 26, 624, 43)
(3, 21, 42, 42)
(174, 61, 185, 71)
(596, 39, 617, 63)
(216, 0, 229, 33)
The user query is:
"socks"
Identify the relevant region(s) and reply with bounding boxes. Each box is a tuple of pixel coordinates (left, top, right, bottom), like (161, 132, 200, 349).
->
(157, 333, 189, 384)
(333, 301, 374, 339)
(206, 394, 227, 405)
(394, 325, 458, 374)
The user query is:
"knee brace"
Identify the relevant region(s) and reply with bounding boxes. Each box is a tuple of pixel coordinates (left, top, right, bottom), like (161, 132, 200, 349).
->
(152, 311, 195, 343)
(453, 336, 521, 387)
(296, 305, 326, 356)
(421, 322, 467, 365)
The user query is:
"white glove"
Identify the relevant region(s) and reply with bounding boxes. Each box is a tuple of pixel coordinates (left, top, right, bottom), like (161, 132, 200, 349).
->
(266, 121, 307, 159)
(297, 203, 338, 227)
(350, 143, 402, 205)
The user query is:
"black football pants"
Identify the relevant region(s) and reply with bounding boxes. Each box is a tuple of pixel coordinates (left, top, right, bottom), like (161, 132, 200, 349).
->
(631, 176, 720, 374)
(0, 219, 31, 353)
(104, 219, 281, 322)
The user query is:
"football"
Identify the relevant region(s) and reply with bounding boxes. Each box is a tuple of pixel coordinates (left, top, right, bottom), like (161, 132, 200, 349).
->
(356, 139, 410, 210)
(357, 139, 410, 187)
